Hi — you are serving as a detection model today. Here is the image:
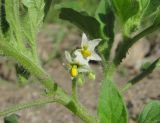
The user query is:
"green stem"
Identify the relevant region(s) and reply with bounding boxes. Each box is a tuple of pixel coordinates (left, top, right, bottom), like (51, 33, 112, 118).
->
(72, 78, 78, 101)
(0, 96, 61, 117)
(65, 101, 99, 123)
(129, 24, 160, 45)
(0, 41, 99, 123)
(32, 44, 40, 64)
(103, 61, 116, 77)
(0, 95, 98, 123)
(114, 23, 160, 66)
(0, 41, 55, 92)
(121, 58, 160, 93)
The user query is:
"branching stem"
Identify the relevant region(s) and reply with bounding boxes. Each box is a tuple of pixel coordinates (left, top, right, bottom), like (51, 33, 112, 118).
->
(121, 58, 160, 93)
(0, 96, 59, 117)
(0, 40, 99, 123)
(114, 23, 160, 66)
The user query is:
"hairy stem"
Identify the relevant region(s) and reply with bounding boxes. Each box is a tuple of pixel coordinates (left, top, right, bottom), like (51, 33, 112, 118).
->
(121, 58, 160, 93)
(129, 24, 160, 45)
(72, 78, 78, 101)
(0, 94, 98, 123)
(0, 40, 99, 123)
(32, 44, 40, 64)
(0, 96, 61, 117)
(114, 23, 160, 66)
(0, 41, 55, 92)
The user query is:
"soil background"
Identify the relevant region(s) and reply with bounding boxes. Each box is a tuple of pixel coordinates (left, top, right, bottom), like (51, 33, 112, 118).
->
(0, 24, 160, 123)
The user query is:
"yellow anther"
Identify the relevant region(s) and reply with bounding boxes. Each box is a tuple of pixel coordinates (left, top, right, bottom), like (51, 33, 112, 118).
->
(81, 49, 91, 58)
(70, 65, 78, 77)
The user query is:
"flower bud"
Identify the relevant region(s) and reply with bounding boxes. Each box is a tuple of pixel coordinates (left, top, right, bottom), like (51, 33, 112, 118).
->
(88, 72, 95, 80)
(77, 75, 85, 86)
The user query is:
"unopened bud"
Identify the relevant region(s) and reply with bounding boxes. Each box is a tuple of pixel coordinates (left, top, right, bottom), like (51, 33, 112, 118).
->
(77, 75, 85, 86)
(88, 72, 95, 80)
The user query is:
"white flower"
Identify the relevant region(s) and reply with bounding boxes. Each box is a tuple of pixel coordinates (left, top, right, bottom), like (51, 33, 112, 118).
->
(64, 51, 90, 78)
(78, 33, 102, 61)
(65, 51, 89, 67)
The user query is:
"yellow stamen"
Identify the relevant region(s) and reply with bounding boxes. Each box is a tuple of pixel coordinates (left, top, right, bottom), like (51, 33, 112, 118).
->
(70, 65, 78, 77)
(81, 49, 91, 58)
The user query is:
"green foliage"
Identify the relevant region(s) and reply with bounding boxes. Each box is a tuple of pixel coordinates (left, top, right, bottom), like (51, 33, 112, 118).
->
(114, 1, 160, 65)
(109, 0, 139, 24)
(45, 0, 99, 23)
(5, 0, 23, 48)
(44, 0, 53, 19)
(153, 8, 160, 25)
(123, 0, 150, 34)
(54, 1, 81, 11)
(98, 75, 128, 123)
(139, 0, 150, 16)
(0, 0, 9, 35)
(4, 114, 18, 123)
(21, 0, 44, 46)
(158, 61, 160, 67)
(95, 0, 115, 60)
(138, 101, 160, 123)
(0, 0, 57, 91)
(122, 58, 160, 92)
(59, 8, 100, 39)
(0, 0, 46, 63)
(0, 0, 160, 123)
(143, 0, 160, 17)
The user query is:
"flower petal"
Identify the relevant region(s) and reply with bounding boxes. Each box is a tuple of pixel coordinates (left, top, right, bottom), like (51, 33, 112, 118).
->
(88, 51, 101, 61)
(74, 50, 89, 66)
(65, 51, 72, 63)
(81, 33, 89, 47)
(78, 67, 89, 73)
(88, 39, 101, 51)
(78, 62, 91, 72)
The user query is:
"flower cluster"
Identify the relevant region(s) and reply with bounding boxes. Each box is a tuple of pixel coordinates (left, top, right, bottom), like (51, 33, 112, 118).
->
(64, 33, 101, 84)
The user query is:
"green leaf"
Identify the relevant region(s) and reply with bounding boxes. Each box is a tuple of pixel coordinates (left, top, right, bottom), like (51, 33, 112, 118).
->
(4, 114, 18, 123)
(21, 0, 45, 45)
(123, 0, 150, 35)
(95, 0, 115, 60)
(123, 15, 141, 36)
(153, 8, 160, 26)
(140, 0, 160, 27)
(5, 0, 23, 48)
(139, 0, 150, 18)
(109, 0, 139, 23)
(108, 0, 139, 36)
(4, 0, 45, 62)
(44, 0, 53, 19)
(0, 0, 9, 35)
(98, 73, 128, 123)
(95, 0, 114, 40)
(138, 101, 160, 123)
(139, 0, 150, 11)
(54, 1, 81, 11)
(19, 0, 45, 63)
(59, 8, 100, 39)
(158, 60, 160, 67)
(95, 0, 109, 21)
(143, 0, 160, 17)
